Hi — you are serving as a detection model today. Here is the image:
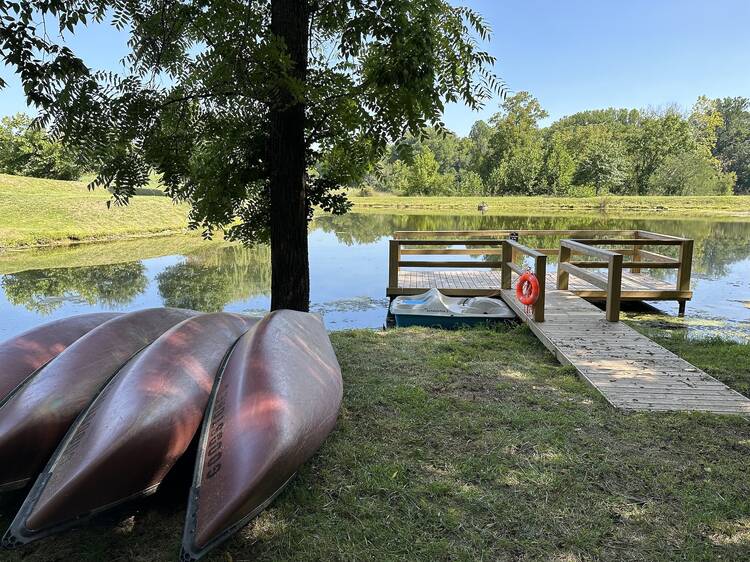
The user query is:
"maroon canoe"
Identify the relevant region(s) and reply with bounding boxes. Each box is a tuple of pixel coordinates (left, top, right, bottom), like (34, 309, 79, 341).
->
(0, 312, 120, 403)
(0, 308, 196, 493)
(4, 313, 257, 546)
(180, 310, 343, 561)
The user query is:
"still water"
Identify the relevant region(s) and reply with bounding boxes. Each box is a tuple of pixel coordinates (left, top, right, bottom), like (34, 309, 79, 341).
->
(0, 213, 749, 340)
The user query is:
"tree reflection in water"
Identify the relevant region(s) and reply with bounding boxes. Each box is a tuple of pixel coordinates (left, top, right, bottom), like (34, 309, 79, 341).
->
(157, 244, 271, 311)
(2, 262, 147, 313)
(313, 213, 750, 278)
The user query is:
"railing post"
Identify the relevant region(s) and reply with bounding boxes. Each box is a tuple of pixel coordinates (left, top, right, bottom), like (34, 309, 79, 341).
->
(676, 239, 693, 293)
(501, 240, 512, 290)
(676, 239, 693, 317)
(533, 254, 546, 322)
(631, 231, 641, 273)
(606, 253, 623, 322)
(557, 243, 570, 290)
(388, 240, 400, 291)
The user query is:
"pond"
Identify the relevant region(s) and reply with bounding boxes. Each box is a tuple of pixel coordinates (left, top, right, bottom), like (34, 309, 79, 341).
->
(1, 212, 749, 341)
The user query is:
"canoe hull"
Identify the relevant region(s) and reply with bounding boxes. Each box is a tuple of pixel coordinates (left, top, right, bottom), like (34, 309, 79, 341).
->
(0, 312, 121, 403)
(181, 310, 343, 561)
(3, 313, 258, 546)
(0, 308, 196, 493)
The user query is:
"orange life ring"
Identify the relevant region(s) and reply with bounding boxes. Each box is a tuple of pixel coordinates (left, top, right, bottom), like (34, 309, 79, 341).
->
(516, 272, 540, 306)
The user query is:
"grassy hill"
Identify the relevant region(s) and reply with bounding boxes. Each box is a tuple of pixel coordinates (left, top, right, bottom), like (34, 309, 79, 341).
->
(2, 173, 750, 248)
(0, 174, 190, 247)
(347, 193, 750, 218)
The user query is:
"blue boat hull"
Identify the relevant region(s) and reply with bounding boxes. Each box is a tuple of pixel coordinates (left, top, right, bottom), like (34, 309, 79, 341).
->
(393, 314, 508, 329)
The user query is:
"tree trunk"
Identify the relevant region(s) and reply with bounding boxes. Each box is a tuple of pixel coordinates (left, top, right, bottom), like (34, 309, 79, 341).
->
(267, 0, 310, 311)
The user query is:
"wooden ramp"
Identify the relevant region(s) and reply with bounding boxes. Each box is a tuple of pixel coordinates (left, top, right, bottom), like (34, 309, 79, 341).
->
(501, 288, 750, 416)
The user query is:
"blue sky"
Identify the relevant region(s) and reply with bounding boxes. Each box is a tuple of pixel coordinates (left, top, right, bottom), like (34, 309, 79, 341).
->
(1, 0, 748, 136)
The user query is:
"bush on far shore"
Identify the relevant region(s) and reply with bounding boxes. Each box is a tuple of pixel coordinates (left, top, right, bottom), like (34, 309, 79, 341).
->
(0, 114, 85, 181)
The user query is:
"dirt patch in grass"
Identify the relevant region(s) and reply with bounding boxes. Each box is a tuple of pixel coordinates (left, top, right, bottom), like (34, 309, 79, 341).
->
(1, 324, 749, 561)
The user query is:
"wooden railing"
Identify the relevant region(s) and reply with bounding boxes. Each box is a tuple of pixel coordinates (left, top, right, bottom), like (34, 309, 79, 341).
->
(558, 240, 623, 322)
(388, 229, 695, 323)
(388, 238, 548, 321)
(558, 233, 694, 319)
(393, 229, 639, 257)
(502, 240, 547, 322)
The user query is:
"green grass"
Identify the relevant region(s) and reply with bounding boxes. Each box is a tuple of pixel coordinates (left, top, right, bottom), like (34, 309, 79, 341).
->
(3, 173, 750, 248)
(0, 174, 190, 247)
(2, 325, 749, 561)
(348, 193, 750, 219)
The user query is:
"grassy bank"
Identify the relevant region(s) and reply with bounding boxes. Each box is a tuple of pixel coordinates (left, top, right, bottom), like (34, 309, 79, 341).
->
(348, 193, 750, 218)
(0, 235, 232, 275)
(2, 325, 748, 561)
(0, 174, 189, 247)
(3, 173, 750, 248)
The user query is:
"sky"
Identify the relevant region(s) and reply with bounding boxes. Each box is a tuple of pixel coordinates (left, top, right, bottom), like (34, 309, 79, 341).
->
(1, 0, 749, 136)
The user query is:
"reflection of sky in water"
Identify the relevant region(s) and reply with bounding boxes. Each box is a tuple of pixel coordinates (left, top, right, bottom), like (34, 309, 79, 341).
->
(0, 214, 749, 340)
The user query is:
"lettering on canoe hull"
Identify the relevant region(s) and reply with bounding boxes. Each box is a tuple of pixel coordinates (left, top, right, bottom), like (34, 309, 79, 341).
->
(205, 388, 228, 479)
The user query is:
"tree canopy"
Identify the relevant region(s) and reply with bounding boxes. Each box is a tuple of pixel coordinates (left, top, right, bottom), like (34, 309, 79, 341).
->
(0, 0, 502, 309)
(361, 93, 746, 197)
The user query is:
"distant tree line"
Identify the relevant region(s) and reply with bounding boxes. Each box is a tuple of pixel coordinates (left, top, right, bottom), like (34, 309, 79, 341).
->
(3, 93, 749, 198)
(0, 114, 85, 180)
(358, 93, 750, 196)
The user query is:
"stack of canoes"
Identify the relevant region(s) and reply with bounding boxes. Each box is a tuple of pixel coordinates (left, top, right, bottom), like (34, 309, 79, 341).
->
(0, 308, 343, 560)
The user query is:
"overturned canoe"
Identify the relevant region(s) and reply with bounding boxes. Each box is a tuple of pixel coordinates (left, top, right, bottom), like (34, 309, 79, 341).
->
(0, 312, 120, 402)
(181, 310, 343, 561)
(4, 313, 257, 546)
(0, 308, 196, 493)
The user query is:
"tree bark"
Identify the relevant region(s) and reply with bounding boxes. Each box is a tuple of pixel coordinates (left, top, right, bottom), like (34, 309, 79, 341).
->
(267, 0, 310, 311)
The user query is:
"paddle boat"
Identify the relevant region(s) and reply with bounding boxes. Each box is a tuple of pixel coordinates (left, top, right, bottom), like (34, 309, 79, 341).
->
(390, 288, 515, 328)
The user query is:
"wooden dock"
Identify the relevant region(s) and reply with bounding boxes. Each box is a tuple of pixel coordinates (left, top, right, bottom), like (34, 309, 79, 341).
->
(386, 230, 750, 416)
(502, 287, 750, 415)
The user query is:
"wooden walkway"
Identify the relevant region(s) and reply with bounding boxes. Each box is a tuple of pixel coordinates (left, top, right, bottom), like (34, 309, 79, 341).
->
(501, 288, 750, 416)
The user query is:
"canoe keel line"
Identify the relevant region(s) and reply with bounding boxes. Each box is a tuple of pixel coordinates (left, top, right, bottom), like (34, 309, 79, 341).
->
(0, 308, 343, 561)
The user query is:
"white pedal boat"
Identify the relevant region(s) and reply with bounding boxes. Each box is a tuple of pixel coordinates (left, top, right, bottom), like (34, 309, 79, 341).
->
(390, 288, 515, 328)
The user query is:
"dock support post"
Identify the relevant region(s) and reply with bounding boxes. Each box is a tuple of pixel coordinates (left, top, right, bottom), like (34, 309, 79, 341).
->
(557, 244, 570, 290)
(676, 239, 693, 293)
(388, 240, 400, 293)
(533, 254, 546, 322)
(501, 241, 512, 290)
(606, 253, 623, 322)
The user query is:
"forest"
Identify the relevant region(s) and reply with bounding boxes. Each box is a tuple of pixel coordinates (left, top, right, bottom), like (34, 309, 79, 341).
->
(358, 94, 750, 197)
(2, 94, 749, 198)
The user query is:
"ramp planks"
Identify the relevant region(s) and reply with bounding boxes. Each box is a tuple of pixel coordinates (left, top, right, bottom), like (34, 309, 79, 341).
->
(501, 288, 750, 416)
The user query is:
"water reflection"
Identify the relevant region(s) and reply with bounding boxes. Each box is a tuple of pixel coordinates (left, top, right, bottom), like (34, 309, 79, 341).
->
(2, 262, 147, 313)
(0, 212, 748, 338)
(157, 245, 270, 311)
